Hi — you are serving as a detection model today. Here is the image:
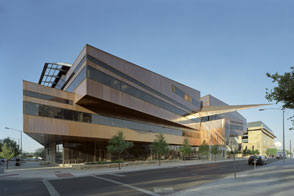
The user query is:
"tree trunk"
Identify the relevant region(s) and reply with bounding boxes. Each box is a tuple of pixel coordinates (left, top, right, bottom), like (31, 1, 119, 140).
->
(159, 155, 161, 166)
(118, 154, 121, 170)
(6, 160, 8, 169)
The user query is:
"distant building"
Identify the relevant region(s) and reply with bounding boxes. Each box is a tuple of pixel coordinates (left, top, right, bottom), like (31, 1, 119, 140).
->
(242, 121, 276, 156)
(200, 95, 247, 157)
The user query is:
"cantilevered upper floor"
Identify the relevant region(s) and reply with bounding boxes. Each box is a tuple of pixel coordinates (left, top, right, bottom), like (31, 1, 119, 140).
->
(36, 44, 204, 130)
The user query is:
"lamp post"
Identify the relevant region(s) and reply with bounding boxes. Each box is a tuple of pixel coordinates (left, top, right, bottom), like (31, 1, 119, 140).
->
(259, 108, 285, 164)
(4, 127, 23, 160)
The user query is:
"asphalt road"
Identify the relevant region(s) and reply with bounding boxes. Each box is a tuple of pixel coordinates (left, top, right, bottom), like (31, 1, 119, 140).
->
(0, 159, 279, 196)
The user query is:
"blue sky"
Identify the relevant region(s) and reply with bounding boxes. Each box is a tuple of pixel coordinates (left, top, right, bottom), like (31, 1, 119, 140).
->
(1, 0, 294, 152)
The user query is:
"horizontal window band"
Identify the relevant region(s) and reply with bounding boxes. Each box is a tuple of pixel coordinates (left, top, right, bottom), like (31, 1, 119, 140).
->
(23, 101, 195, 137)
(23, 90, 73, 105)
(87, 55, 200, 112)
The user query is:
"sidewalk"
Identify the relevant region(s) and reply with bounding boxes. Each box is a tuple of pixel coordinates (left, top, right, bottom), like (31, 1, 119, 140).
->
(0, 158, 239, 180)
(174, 159, 294, 196)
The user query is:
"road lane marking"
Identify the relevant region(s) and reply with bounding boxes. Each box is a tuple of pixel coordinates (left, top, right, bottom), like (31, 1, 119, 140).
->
(92, 175, 160, 196)
(42, 179, 60, 196)
(110, 173, 126, 177)
(154, 187, 174, 193)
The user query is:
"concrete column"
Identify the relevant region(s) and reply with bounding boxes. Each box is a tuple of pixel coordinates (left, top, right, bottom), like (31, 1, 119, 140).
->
(47, 142, 56, 164)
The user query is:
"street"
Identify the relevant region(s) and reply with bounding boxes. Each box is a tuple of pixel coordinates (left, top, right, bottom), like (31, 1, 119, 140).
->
(0, 159, 279, 196)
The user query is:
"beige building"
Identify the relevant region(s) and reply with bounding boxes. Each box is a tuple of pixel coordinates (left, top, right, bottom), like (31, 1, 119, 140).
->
(242, 121, 276, 156)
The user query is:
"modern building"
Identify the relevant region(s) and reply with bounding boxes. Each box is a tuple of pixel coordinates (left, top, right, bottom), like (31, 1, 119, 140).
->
(242, 121, 276, 156)
(23, 44, 265, 164)
(200, 95, 247, 157)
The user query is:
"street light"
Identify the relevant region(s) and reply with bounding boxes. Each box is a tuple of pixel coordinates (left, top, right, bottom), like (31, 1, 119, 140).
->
(259, 108, 285, 164)
(4, 127, 23, 160)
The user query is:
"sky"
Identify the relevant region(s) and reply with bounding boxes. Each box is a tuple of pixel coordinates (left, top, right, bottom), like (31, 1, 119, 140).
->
(1, 0, 294, 152)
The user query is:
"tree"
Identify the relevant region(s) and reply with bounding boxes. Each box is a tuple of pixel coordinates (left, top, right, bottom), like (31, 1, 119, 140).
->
(150, 134, 169, 166)
(198, 141, 209, 160)
(34, 148, 45, 160)
(242, 149, 251, 157)
(107, 131, 133, 170)
(251, 150, 260, 155)
(266, 148, 277, 158)
(211, 145, 220, 161)
(0, 143, 15, 169)
(266, 68, 294, 128)
(0, 138, 20, 157)
(179, 138, 192, 161)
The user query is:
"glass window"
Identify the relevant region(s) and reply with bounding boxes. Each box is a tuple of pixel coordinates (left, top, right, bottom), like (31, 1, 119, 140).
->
(73, 56, 86, 73)
(23, 101, 186, 137)
(38, 105, 50, 117)
(82, 113, 92, 123)
(87, 66, 189, 117)
(111, 79, 120, 90)
(24, 102, 39, 115)
(48, 107, 62, 119)
(174, 86, 185, 99)
(24, 90, 73, 105)
(66, 67, 86, 92)
(63, 109, 74, 120)
(87, 55, 197, 113)
(184, 95, 192, 103)
(74, 111, 83, 122)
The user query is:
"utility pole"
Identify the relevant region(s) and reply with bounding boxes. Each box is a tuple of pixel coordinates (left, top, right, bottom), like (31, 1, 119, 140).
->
(282, 110, 285, 163)
(290, 140, 292, 159)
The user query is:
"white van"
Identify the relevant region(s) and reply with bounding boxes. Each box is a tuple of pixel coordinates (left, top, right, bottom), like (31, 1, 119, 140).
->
(276, 151, 286, 159)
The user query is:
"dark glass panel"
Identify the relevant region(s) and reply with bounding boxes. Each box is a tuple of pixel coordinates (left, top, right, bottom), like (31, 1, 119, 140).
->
(24, 102, 39, 115)
(73, 56, 86, 73)
(66, 67, 86, 92)
(111, 79, 120, 90)
(174, 86, 185, 99)
(48, 107, 62, 119)
(63, 109, 74, 120)
(39, 105, 50, 117)
(82, 113, 92, 123)
(74, 111, 83, 122)
(23, 90, 73, 105)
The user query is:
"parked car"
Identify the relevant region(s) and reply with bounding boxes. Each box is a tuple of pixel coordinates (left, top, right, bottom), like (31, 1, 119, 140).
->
(0, 158, 5, 165)
(248, 155, 267, 165)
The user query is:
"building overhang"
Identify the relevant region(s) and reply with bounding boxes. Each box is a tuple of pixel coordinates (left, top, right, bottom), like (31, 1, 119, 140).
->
(184, 104, 270, 120)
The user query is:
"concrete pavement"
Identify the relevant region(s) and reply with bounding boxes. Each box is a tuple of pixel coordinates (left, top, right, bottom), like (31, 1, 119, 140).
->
(175, 159, 294, 196)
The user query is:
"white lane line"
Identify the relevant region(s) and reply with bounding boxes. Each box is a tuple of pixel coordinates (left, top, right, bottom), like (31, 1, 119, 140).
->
(110, 173, 126, 177)
(42, 179, 60, 196)
(154, 187, 174, 193)
(92, 175, 160, 196)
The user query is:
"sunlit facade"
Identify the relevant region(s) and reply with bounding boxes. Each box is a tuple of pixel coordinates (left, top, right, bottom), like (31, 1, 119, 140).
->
(23, 44, 263, 163)
(242, 121, 276, 156)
